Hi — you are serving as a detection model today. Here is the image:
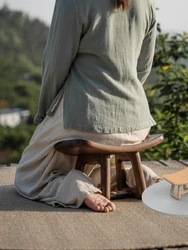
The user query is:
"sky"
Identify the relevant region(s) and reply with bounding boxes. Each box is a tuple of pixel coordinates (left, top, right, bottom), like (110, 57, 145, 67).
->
(0, 0, 187, 33)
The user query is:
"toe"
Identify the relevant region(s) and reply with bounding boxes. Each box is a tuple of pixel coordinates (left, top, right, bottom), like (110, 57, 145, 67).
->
(104, 205, 112, 213)
(109, 202, 116, 211)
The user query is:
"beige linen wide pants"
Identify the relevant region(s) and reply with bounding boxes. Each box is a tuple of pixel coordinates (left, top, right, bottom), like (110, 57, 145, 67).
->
(14, 97, 158, 208)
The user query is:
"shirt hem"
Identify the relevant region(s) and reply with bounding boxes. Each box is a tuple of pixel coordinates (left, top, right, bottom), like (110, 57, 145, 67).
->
(64, 120, 156, 134)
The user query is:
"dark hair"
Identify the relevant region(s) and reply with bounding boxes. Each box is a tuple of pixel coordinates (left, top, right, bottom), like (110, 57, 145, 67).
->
(114, 0, 129, 10)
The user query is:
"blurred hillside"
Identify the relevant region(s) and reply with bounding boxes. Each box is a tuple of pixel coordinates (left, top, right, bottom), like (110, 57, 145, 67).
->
(0, 4, 48, 68)
(0, 5, 49, 119)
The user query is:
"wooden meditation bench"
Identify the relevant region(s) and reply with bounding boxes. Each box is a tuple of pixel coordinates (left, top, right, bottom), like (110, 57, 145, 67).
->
(55, 134, 164, 200)
(163, 168, 188, 200)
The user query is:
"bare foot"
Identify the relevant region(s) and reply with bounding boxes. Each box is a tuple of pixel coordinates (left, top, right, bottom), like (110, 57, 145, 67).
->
(84, 193, 116, 213)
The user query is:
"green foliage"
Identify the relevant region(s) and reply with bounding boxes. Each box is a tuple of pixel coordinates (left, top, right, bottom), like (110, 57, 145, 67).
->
(0, 5, 47, 120)
(154, 33, 188, 66)
(144, 32, 188, 160)
(0, 5, 48, 164)
(0, 125, 36, 164)
(0, 58, 41, 119)
(0, 5, 48, 66)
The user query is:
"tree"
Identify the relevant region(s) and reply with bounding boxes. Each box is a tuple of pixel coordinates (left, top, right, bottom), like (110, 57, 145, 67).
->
(144, 32, 188, 160)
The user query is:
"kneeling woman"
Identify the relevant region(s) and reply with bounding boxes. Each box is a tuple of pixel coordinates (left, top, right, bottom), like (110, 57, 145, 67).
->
(15, 0, 160, 212)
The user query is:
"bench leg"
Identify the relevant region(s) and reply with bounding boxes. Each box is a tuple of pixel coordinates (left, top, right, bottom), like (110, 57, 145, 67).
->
(100, 155, 111, 200)
(75, 156, 86, 172)
(170, 185, 182, 200)
(170, 184, 175, 199)
(178, 185, 182, 200)
(75, 155, 111, 200)
(115, 157, 126, 190)
(129, 152, 146, 198)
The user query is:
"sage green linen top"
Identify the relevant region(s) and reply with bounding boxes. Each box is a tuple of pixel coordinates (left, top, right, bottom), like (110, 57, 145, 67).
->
(34, 0, 157, 133)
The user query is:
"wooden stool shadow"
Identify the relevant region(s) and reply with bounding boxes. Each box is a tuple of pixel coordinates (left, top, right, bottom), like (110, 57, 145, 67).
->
(55, 134, 164, 200)
(163, 168, 188, 200)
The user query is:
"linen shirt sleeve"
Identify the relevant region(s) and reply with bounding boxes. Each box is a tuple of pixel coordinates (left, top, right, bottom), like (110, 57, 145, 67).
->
(34, 0, 82, 123)
(137, 10, 156, 85)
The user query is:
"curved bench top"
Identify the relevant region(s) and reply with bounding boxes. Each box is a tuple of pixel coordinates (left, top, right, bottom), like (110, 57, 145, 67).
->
(54, 134, 164, 156)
